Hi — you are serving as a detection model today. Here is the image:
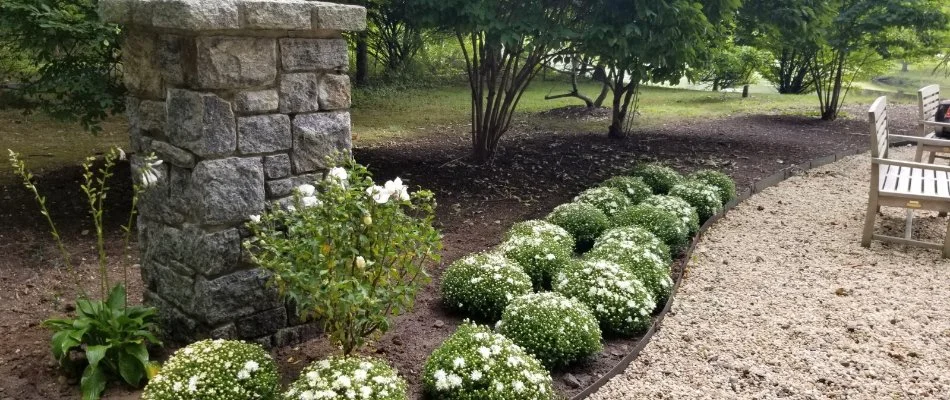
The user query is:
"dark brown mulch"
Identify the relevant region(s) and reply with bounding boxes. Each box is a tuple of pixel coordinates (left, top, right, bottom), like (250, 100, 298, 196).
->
(0, 107, 912, 400)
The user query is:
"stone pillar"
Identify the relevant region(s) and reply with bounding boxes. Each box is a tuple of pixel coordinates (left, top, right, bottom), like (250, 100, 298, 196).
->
(100, 0, 365, 346)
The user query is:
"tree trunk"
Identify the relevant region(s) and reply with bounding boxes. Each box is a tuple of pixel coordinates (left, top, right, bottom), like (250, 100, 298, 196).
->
(355, 32, 369, 86)
(901, 60, 910, 73)
(608, 81, 626, 139)
(742, 85, 749, 98)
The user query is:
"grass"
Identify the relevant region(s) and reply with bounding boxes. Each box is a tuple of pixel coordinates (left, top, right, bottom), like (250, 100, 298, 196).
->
(854, 60, 950, 96)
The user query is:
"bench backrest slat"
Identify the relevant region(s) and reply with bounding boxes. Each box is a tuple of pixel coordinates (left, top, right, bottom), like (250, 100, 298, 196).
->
(869, 96, 889, 159)
(919, 84, 941, 135)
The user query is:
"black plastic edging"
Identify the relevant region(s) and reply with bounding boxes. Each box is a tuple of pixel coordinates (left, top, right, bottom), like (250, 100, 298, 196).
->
(569, 148, 869, 400)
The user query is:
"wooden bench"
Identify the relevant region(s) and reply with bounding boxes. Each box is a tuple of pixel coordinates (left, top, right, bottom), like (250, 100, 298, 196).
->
(915, 84, 950, 163)
(862, 96, 950, 257)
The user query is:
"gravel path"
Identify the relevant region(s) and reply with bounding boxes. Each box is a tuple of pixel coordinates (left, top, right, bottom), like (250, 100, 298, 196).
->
(591, 147, 950, 399)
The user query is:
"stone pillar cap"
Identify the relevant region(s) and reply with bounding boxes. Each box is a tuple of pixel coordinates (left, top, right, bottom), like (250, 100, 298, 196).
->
(101, 0, 366, 32)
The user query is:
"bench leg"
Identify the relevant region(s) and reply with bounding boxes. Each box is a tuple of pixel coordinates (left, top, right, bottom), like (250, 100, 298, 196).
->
(943, 220, 950, 258)
(905, 210, 914, 240)
(862, 196, 878, 247)
(915, 146, 925, 162)
(929, 152, 938, 164)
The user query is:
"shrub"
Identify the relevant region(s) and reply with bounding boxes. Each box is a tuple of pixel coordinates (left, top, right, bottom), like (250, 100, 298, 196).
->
(690, 170, 737, 205)
(246, 160, 442, 355)
(496, 293, 603, 369)
(573, 186, 632, 218)
(586, 241, 673, 303)
(545, 202, 610, 252)
(595, 226, 671, 262)
(669, 180, 723, 223)
(612, 204, 690, 252)
(283, 356, 407, 400)
(642, 194, 700, 234)
(599, 176, 653, 204)
(423, 322, 554, 399)
(441, 252, 533, 321)
(553, 260, 656, 336)
(630, 163, 683, 194)
(504, 220, 574, 250)
(498, 234, 573, 290)
(143, 340, 279, 400)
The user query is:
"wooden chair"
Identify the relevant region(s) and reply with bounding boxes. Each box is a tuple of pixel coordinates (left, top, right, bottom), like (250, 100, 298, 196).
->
(915, 84, 950, 163)
(862, 96, 950, 257)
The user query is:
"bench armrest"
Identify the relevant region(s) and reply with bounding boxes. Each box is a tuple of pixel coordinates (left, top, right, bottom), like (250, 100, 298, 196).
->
(889, 134, 950, 147)
(922, 120, 950, 129)
(873, 157, 950, 173)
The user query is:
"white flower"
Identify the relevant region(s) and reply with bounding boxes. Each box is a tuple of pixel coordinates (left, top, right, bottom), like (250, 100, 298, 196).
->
(513, 380, 525, 393)
(244, 360, 259, 372)
(333, 375, 351, 388)
(286, 205, 297, 213)
(353, 369, 367, 381)
(355, 256, 366, 269)
(236, 369, 250, 380)
(116, 147, 126, 161)
(452, 357, 465, 368)
(187, 376, 199, 392)
(172, 381, 182, 392)
(249, 215, 261, 223)
(366, 185, 391, 204)
(447, 374, 463, 388)
(297, 184, 316, 197)
(359, 386, 372, 398)
(301, 196, 320, 208)
(477, 347, 491, 358)
(470, 370, 483, 381)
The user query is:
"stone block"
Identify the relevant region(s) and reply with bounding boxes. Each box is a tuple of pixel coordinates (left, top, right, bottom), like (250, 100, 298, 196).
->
(157, 35, 186, 87)
(312, 2, 367, 32)
(292, 112, 352, 173)
(141, 223, 185, 267)
(190, 157, 265, 225)
(234, 90, 279, 114)
(166, 89, 237, 158)
(138, 100, 166, 134)
(265, 173, 318, 198)
(236, 307, 286, 338)
(238, 114, 292, 154)
(149, 140, 196, 169)
(193, 269, 281, 325)
(144, 291, 201, 344)
(183, 226, 243, 277)
(274, 322, 322, 347)
(144, 261, 196, 311)
(135, 156, 186, 225)
(263, 154, 291, 179)
(193, 37, 277, 89)
(279, 73, 319, 113)
(99, 0, 133, 24)
(121, 31, 163, 99)
(318, 74, 351, 110)
(210, 323, 237, 340)
(280, 38, 348, 72)
(241, 0, 313, 30)
(147, 0, 241, 31)
(127, 97, 145, 152)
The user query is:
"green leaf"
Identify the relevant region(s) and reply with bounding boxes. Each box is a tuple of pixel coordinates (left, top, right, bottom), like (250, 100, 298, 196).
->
(85, 344, 110, 368)
(50, 329, 80, 362)
(80, 365, 107, 400)
(117, 347, 144, 386)
(106, 284, 126, 310)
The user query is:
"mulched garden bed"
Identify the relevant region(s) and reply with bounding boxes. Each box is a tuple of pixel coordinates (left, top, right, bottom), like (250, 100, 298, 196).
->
(0, 106, 915, 399)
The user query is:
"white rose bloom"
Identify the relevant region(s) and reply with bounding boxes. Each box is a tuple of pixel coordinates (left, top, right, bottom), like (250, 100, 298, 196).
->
(117, 147, 126, 161)
(366, 185, 391, 204)
(249, 215, 261, 223)
(297, 184, 316, 197)
(327, 167, 348, 186)
(301, 196, 320, 208)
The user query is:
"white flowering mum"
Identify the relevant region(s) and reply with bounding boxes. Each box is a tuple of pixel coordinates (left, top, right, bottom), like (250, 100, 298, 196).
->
(505, 220, 573, 250)
(423, 322, 554, 399)
(594, 226, 671, 262)
(690, 170, 737, 206)
(282, 356, 406, 400)
(573, 187, 632, 218)
(499, 233, 573, 290)
(496, 292, 602, 369)
(545, 202, 610, 252)
(143, 339, 279, 400)
(553, 260, 656, 336)
(599, 176, 653, 204)
(441, 252, 533, 321)
(641, 194, 700, 234)
(629, 163, 683, 195)
(670, 180, 723, 223)
(586, 241, 673, 303)
(613, 204, 690, 253)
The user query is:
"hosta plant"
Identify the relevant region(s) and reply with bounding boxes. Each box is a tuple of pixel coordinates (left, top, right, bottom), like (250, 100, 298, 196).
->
(545, 202, 610, 252)
(283, 356, 407, 400)
(504, 220, 573, 250)
(496, 292, 602, 369)
(423, 322, 554, 400)
(599, 176, 653, 204)
(586, 241, 673, 303)
(441, 252, 533, 322)
(498, 233, 573, 290)
(553, 260, 656, 336)
(642, 194, 700, 234)
(573, 186, 632, 218)
(613, 204, 690, 253)
(690, 170, 737, 205)
(246, 159, 442, 355)
(595, 226, 671, 262)
(630, 163, 683, 194)
(143, 339, 279, 400)
(670, 180, 723, 223)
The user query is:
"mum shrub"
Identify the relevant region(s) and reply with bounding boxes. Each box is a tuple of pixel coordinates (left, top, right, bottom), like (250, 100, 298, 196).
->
(553, 260, 656, 336)
(441, 252, 533, 321)
(669, 180, 723, 223)
(586, 241, 673, 303)
(599, 176, 653, 204)
(496, 293, 602, 369)
(283, 356, 407, 400)
(573, 186, 632, 218)
(504, 220, 574, 250)
(630, 164, 683, 194)
(642, 194, 700, 234)
(613, 204, 690, 252)
(595, 226, 671, 262)
(690, 170, 736, 205)
(545, 202, 610, 252)
(143, 339, 279, 400)
(423, 323, 554, 400)
(246, 159, 442, 355)
(498, 234, 573, 290)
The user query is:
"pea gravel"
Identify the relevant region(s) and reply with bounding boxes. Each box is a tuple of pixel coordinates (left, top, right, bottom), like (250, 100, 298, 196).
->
(591, 148, 950, 399)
